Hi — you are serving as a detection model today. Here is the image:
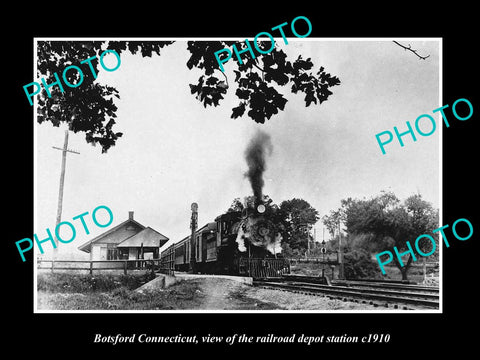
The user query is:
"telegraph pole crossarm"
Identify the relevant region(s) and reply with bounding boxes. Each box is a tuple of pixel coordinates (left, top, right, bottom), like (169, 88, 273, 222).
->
(52, 146, 80, 154)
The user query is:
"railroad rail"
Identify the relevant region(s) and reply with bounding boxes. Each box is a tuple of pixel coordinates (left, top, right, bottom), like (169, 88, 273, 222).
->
(253, 275, 439, 309)
(331, 279, 439, 294)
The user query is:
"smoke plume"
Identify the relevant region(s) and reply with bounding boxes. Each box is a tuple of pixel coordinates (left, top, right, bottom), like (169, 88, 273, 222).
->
(244, 130, 273, 202)
(235, 218, 283, 256)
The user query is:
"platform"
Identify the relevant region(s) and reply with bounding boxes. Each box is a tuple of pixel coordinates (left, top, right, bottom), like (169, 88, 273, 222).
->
(174, 272, 253, 285)
(135, 273, 178, 292)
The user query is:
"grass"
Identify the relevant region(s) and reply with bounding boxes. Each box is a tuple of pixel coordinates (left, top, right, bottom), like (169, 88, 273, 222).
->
(37, 272, 197, 310)
(37, 272, 151, 293)
(37, 268, 439, 311)
(37, 273, 282, 310)
(382, 265, 439, 284)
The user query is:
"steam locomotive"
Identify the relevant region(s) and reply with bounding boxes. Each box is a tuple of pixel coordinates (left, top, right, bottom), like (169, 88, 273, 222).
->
(160, 203, 290, 277)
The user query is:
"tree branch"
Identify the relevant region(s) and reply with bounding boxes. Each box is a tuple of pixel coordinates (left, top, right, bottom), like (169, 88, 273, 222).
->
(393, 40, 430, 60)
(253, 62, 265, 73)
(216, 68, 229, 88)
(251, 61, 266, 82)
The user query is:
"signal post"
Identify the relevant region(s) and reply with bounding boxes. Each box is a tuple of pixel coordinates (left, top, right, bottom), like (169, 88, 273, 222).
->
(190, 203, 198, 273)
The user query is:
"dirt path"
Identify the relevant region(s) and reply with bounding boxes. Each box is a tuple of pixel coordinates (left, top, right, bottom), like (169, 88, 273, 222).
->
(197, 278, 239, 309)
(178, 277, 379, 311)
(37, 274, 382, 311)
(188, 278, 279, 310)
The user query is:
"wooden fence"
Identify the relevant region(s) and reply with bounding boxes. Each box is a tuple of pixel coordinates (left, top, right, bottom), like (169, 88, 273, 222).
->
(238, 258, 291, 278)
(159, 243, 175, 276)
(288, 254, 339, 264)
(37, 259, 169, 275)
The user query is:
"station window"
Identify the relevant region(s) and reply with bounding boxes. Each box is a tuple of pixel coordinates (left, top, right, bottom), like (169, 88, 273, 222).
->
(107, 248, 118, 260)
(196, 236, 201, 260)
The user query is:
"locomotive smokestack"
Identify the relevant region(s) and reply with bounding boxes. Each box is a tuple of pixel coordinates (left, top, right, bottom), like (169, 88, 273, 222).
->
(244, 129, 273, 203)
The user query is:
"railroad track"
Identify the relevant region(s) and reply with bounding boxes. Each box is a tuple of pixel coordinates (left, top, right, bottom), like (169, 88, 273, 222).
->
(331, 279, 439, 294)
(253, 277, 439, 309)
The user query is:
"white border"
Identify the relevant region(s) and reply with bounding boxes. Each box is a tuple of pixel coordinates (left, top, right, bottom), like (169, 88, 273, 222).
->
(33, 37, 443, 314)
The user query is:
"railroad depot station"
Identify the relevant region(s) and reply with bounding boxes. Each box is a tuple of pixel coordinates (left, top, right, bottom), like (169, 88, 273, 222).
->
(78, 211, 169, 261)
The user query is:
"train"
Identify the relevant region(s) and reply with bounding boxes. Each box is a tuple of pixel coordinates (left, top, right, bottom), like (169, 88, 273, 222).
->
(160, 203, 290, 277)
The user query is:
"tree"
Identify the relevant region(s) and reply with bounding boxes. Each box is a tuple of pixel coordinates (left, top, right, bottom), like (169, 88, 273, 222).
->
(321, 197, 356, 237)
(278, 198, 319, 251)
(322, 209, 343, 238)
(341, 191, 439, 280)
(226, 195, 274, 213)
(226, 197, 245, 213)
(35, 40, 340, 153)
(36, 41, 173, 153)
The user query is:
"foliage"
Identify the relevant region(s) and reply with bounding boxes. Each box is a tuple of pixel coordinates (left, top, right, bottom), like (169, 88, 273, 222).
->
(338, 191, 439, 280)
(343, 249, 380, 279)
(278, 198, 319, 251)
(226, 194, 276, 213)
(36, 41, 173, 153)
(37, 272, 149, 293)
(324, 233, 381, 279)
(281, 242, 306, 258)
(187, 41, 340, 123)
(36, 40, 340, 153)
(227, 197, 245, 213)
(321, 197, 357, 236)
(322, 209, 342, 238)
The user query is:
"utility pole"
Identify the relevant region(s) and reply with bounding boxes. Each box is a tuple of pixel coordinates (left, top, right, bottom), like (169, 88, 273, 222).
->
(52, 130, 80, 259)
(301, 223, 310, 258)
(307, 225, 310, 258)
(338, 220, 345, 279)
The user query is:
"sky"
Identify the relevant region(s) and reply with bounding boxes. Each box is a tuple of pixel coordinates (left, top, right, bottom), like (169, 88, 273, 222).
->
(34, 38, 441, 260)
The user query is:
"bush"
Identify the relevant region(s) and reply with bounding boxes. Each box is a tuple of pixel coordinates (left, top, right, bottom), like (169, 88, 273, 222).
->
(343, 249, 380, 279)
(37, 273, 149, 293)
(281, 242, 306, 258)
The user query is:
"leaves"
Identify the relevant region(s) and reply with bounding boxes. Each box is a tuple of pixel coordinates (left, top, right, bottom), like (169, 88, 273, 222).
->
(37, 40, 340, 153)
(186, 42, 340, 123)
(290, 56, 341, 107)
(186, 41, 235, 75)
(231, 102, 246, 119)
(278, 198, 319, 251)
(262, 49, 291, 86)
(36, 40, 174, 153)
(189, 75, 227, 107)
(109, 41, 174, 57)
(341, 191, 438, 253)
(325, 191, 439, 279)
(231, 69, 288, 123)
(247, 82, 288, 123)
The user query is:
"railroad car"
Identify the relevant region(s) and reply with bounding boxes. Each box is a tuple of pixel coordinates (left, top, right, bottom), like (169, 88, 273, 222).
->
(160, 206, 290, 277)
